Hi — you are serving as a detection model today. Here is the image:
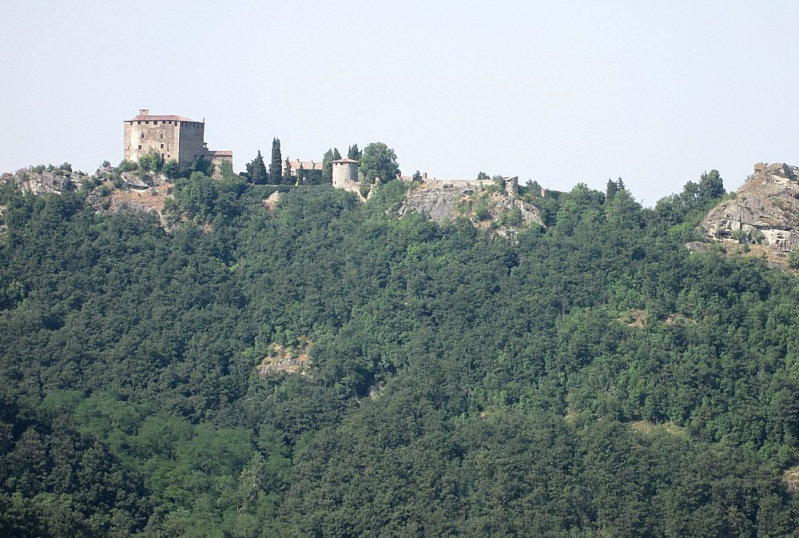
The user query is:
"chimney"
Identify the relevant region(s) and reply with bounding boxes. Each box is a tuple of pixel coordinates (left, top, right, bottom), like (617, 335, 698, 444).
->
(139, 108, 149, 115)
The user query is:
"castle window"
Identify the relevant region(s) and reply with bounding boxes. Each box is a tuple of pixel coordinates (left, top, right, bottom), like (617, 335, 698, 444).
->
(160, 143, 164, 149)
(141, 133, 144, 138)
(160, 133, 164, 138)
(138, 145, 142, 150)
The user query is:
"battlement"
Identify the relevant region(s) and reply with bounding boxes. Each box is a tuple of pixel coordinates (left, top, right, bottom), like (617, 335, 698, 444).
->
(123, 110, 232, 171)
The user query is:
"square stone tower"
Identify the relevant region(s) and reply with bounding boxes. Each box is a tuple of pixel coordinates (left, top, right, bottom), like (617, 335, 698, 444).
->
(123, 109, 208, 168)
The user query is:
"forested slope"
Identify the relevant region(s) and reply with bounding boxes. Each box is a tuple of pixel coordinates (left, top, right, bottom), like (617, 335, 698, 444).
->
(1, 173, 799, 536)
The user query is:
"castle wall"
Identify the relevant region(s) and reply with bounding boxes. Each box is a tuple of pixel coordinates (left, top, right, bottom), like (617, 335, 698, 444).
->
(124, 119, 181, 164)
(176, 121, 206, 168)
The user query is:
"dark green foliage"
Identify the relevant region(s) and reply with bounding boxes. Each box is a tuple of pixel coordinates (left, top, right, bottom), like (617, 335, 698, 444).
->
(359, 141, 400, 184)
(137, 150, 162, 173)
(347, 144, 361, 160)
(700, 169, 725, 202)
(186, 155, 215, 178)
(161, 159, 180, 180)
(654, 170, 726, 227)
(245, 150, 268, 184)
(1, 170, 798, 535)
(0, 391, 151, 536)
(118, 160, 137, 172)
(269, 138, 282, 184)
(282, 157, 292, 184)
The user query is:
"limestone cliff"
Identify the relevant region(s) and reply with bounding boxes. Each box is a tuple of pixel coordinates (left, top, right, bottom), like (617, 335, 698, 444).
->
(702, 162, 799, 252)
(398, 181, 544, 233)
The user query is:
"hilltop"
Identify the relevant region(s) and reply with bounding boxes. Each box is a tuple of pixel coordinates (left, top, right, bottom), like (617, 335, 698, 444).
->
(0, 163, 548, 235)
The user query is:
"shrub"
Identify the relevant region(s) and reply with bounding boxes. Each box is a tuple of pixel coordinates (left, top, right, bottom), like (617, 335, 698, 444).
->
(119, 160, 137, 172)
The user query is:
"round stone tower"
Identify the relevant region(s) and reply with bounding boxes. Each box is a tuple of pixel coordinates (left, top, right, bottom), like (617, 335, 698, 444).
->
(332, 158, 359, 188)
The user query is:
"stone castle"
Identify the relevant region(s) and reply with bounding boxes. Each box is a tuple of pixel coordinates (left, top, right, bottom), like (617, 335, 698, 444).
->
(123, 109, 232, 170)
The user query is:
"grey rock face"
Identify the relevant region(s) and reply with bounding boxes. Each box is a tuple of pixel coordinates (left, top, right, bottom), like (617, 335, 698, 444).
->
(2, 169, 80, 194)
(702, 162, 799, 252)
(398, 181, 544, 229)
(398, 185, 466, 223)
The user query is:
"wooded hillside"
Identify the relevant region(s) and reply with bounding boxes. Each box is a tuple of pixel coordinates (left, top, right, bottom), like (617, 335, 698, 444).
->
(1, 172, 798, 536)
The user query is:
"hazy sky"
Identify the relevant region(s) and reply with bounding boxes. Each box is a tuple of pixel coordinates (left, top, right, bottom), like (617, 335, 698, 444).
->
(2, 1, 798, 204)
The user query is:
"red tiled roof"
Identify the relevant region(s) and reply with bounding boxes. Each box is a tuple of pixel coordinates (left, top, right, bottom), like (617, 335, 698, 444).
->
(125, 114, 198, 123)
(289, 160, 323, 171)
(205, 150, 233, 157)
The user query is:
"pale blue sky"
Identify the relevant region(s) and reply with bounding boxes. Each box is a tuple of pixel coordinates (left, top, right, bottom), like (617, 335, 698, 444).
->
(2, 0, 798, 204)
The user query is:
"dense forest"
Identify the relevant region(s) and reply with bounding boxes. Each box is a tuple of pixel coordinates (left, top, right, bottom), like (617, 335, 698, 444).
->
(2, 168, 799, 536)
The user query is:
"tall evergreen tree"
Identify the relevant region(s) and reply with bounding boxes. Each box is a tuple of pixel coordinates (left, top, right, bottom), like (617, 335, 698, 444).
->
(246, 150, 268, 184)
(269, 138, 283, 184)
(347, 144, 362, 161)
(282, 157, 293, 184)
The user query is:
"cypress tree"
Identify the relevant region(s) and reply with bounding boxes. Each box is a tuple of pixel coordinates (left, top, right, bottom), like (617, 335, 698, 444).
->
(282, 157, 293, 184)
(347, 144, 362, 161)
(269, 138, 283, 184)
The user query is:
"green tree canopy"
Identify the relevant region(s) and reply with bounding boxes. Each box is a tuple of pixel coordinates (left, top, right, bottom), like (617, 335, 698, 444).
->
(699, 169, 725, 203)
(358, 142, 400, 184)
(282, 156, 292, 184)
(347, 144, 362, 160)
(246, 150, 268, 184)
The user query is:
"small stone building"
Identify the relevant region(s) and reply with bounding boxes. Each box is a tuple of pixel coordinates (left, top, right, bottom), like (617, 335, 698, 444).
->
(123, 109, 232, 170)
(331, 158, 359, 188)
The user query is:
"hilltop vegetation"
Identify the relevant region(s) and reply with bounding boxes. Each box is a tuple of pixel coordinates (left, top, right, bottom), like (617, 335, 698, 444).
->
(2, 168, 799, 536)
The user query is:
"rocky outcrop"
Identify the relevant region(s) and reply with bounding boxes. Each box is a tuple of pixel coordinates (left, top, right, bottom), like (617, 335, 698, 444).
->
(1, 168, 82, 194)
(398, 181, 544, 230)
(399, 184, 467, 223)
(702, 162, 799, 252)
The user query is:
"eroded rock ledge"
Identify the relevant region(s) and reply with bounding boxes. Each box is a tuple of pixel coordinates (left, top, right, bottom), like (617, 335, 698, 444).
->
(703, 162, 799, 252)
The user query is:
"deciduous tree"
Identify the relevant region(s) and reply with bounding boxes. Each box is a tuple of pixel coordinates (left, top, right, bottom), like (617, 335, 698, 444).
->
(359, 142, 400, 184)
